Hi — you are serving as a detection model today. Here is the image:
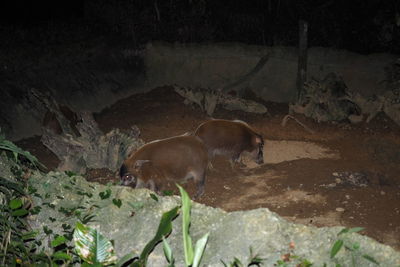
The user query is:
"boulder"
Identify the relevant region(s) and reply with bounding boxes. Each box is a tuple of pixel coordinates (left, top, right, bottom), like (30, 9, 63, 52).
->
(26, 171, 400, 266)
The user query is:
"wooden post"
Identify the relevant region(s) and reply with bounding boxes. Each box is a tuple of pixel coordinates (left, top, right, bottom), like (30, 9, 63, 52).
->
(297, 20, 308, 102)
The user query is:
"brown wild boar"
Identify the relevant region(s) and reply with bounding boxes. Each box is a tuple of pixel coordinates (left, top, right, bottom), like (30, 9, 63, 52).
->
(119, 135, 208, 198)
(194, 119, 264, 165)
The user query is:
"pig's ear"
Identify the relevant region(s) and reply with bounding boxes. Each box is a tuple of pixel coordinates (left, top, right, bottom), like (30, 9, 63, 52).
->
(134, 160, 151, 169)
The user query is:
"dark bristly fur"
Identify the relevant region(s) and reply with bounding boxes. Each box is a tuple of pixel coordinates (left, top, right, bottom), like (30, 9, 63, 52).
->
(194, 119, 264, 165)
(119, 135, 208, 198)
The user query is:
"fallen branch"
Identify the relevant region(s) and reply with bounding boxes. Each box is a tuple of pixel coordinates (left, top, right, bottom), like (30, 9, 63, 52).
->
(281, 114, 315, 134)
(221, 54, 270, 93)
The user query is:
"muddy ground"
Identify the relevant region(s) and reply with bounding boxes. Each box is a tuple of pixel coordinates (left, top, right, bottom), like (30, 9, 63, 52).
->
(18, 86, 400, 250)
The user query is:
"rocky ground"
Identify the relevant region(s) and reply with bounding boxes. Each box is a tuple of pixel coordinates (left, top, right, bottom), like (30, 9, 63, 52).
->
(18, 86, 400, 250)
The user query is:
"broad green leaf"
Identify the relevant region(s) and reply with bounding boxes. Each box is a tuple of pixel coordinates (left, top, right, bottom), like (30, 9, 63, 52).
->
(330, 239, 344, 258)
(73, 222, 117, 265)
(162, 237, 175, 266)
(192, 232, 209, 267)
(362, 254, 380, 265)
(177, 184, 194, 266)
(51, 235, 67, 247)
(133, 206, 180, 267)
(9, 198, 23, 210)
(11, 208, 28, 217)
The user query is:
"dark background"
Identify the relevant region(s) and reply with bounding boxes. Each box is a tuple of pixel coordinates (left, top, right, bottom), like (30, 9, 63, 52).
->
(1, 0, 400, 54)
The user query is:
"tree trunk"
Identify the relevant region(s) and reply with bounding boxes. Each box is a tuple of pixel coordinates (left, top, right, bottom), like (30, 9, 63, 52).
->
(297, 20, 308, 102)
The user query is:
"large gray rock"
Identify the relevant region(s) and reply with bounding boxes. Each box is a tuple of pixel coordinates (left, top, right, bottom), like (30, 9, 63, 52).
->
(27, 171, 400, 266)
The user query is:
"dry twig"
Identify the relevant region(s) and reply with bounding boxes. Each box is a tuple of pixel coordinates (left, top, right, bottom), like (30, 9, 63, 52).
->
(281, 114, 315, 134)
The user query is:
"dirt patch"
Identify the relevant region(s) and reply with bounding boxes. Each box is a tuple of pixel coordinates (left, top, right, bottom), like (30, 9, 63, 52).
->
(243, 140, 339, 168)
(17, 86, 400, 250)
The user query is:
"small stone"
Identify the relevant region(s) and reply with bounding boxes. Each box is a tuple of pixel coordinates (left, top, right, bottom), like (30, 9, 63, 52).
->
(380, 191, 386, 195)
(332, 172, 339, 177)
(326, 183, 337, 188)
(336, 207, 345, 212)
(345, 195, 350, 199)
(335, 178, 342, 184)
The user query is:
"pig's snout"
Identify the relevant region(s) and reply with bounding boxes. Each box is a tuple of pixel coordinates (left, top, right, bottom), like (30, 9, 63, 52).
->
(120, 163, 137, 186)
(121, 174, 136, 186)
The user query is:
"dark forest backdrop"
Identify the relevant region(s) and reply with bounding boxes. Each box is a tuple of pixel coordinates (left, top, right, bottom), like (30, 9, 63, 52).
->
(1, 0, 400, 54)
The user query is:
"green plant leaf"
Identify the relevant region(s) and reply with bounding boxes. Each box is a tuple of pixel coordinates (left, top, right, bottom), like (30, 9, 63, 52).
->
(346, 227, 364, 234)
(52, 251, 72, 261)
(162, 190, 174, 196)
(0, 177, 25, 195)
(30, 206, 42, 215)
(112, 198, 122, 208)
(81, 262, 103, 267)
(21, 231, 38, 240)
(337, 227, 364, 236)
(337, 228, 349, 236)
(65, 170, 77, 177)
(43, 225, 53, 235)
(80, 214, 96, 224)
(177, 184, 194, 266)
(362, 254, 380, 265)
(115, 252, 138, 267)
(162, 237, 175, 266)
(0, 139, 46, 169)
(9, 198, 23, 210)
(330, 239, 344, 258)
(352, 242, 360, 250)
(51, 235, 67, 247)
(11, 208, 28, 217)
(134, 206, 180, 267)
(150, 193, 159, 202)
(192, 232, 209, 267)
(73, 222, 117, 265)
(99, 189, 112, 199)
